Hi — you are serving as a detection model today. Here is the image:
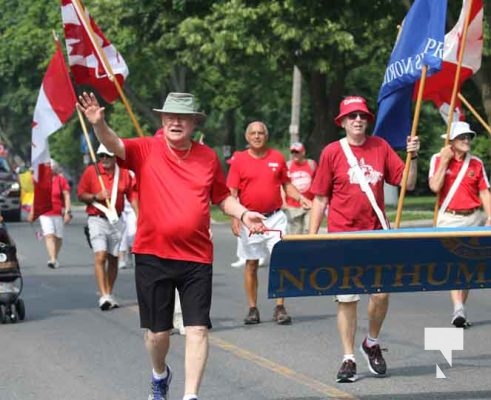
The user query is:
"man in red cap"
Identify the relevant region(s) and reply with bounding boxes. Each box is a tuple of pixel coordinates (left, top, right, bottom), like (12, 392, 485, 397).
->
(283, 142, 317, 234)
(309, 96, 420, 383)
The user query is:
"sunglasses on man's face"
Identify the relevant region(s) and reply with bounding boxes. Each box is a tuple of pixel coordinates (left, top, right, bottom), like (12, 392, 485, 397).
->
(346, 112, 369, 120)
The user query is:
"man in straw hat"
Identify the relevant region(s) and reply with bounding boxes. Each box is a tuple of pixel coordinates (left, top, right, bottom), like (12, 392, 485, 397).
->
(77, 91, 266, 400)
(309, 95, 420, 383)
(429, 120, 491, 329)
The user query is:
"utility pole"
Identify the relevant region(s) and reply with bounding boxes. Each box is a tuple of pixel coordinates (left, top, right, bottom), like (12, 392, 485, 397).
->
(289, 65, 302, 145)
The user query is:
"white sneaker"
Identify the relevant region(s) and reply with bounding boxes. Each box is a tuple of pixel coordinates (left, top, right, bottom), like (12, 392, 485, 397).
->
(47, 260, 59, 269)
(258, 258, 267, 267)
(98, 295, 112, 311)
(172, 312, 186, 335)
(230, 259, 246, 268)
(108, 295, 119, 309)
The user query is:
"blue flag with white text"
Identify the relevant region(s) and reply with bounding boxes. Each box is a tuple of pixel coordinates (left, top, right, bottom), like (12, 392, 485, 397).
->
(373, 0, 447, 149)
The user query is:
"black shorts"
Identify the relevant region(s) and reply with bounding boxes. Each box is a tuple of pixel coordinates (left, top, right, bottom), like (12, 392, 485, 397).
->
(134, 254, 213, 332)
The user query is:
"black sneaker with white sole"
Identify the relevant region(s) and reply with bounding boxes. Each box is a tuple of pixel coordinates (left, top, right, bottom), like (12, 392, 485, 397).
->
(360, 338, 387, 375)
(336, 359, 357, 383)
(451, 308, 471, 328)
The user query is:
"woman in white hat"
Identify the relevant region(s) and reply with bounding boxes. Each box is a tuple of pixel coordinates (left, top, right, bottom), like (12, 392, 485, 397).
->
(429, 121, 491, 328)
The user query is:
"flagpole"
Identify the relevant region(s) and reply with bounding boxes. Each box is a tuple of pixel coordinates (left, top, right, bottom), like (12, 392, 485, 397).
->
(76, 108, 112, 210)
(394, 65, 428, 229)
(458, 92, 491, 136)
(432, 0, 475, 226)
(71, 0, 145, 138)
(53, 28, 112, 209)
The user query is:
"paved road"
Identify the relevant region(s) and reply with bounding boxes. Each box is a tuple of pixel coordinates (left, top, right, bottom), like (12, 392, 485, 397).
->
(1, 210, 491, 399)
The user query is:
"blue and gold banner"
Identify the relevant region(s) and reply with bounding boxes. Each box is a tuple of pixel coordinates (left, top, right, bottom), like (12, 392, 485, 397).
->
(268, 227, 491, 299)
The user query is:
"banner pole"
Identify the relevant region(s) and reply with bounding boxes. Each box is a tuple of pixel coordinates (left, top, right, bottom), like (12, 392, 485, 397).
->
(458, 92, 491, 136)
(394, 65, 428, 228)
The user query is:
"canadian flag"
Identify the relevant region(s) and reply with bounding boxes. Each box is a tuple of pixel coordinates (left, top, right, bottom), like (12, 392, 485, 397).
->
(417, 0, 483, 122)
(60, 0, 129, 103)
(31, 40, 76, 220)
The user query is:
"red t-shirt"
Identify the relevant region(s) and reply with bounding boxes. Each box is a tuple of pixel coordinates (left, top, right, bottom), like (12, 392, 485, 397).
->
(428, 153, 489, 209)
(119, 137, 230, 263)
(311, 136, 404, 232)
(43, 174, 70, 216)
(77, 163, 136, 216)
(285, 159, 317, 207)
(226, 149, 290, 213)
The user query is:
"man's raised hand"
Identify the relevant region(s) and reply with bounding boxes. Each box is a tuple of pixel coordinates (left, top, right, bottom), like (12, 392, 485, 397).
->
(77, 92, 106, 126)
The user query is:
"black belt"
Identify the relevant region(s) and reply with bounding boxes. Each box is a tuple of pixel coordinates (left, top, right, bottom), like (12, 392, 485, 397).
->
(445, 207, 479, 216)
(263, 209, 281, 218)
(88, 214, 108, 219)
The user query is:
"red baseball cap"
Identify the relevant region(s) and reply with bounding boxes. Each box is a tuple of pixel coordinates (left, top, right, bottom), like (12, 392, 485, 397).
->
(334, 96, 374, 127)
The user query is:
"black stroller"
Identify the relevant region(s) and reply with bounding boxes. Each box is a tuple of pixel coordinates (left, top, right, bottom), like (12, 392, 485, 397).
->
(0, 224, 25, 323)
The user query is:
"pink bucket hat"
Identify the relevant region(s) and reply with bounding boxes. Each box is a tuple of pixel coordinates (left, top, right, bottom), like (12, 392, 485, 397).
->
(334, 96, 374, 127)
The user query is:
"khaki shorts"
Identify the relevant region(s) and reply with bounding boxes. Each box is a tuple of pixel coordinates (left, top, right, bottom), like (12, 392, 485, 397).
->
(284, 207, 311, 235)
(87, 216, 123, 256)
(437, 210, 484, 227)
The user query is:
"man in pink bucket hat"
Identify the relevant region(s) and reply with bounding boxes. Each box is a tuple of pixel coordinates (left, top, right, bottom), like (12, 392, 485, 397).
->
(309, 95, 421, 383)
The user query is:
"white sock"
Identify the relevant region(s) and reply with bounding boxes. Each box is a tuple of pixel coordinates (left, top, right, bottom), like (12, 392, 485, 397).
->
(152, 367, 168, 380)
(183, 395, 198, 400)
(366, 336, 379, 347)
(454, 302, 464, 312)
(343, 354, 355, 362)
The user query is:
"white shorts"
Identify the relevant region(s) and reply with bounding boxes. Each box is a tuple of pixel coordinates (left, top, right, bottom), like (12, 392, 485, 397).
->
(334, 292, 390, 302)
(39, 215, 64, 238)
(334, 294, 361, 303)
(119, 210, 137, 252)
(238, 210, 287, 260)
(87, 216, 124, 257)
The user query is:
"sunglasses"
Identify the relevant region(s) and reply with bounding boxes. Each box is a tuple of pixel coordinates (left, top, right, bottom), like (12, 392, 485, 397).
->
(98, 154, 114, 159)
(454, 134, 472, 141)
(347, 112, 369, 120)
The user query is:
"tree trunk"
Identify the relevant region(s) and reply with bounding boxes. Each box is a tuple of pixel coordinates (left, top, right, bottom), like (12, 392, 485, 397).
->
(306, 71, 345, 159)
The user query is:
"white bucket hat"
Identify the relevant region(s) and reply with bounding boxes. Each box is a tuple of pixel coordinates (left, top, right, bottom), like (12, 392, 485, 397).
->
(441, 121, 476, 141)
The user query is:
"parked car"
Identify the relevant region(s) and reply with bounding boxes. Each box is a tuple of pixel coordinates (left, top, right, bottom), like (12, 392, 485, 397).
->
(0, 157, 21, 222)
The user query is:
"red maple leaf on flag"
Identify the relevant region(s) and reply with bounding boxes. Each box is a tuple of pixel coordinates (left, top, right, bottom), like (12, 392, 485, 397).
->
(60, 0, 128, 103)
